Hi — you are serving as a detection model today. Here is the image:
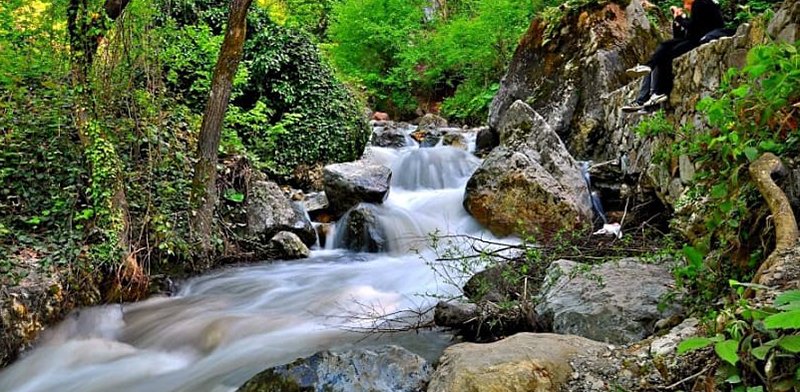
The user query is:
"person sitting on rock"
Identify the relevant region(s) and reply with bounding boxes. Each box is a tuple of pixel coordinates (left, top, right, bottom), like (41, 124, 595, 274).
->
(622, 0, 724, 112)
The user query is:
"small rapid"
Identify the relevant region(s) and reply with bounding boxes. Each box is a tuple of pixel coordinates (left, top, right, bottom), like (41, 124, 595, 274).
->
(0, 125, 510, 392)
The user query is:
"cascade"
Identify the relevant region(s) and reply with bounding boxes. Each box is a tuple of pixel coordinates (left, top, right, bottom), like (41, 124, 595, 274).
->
(0, 124, 510, 392)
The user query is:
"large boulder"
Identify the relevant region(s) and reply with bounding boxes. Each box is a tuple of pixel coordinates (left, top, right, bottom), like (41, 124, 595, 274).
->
(463, 101, 593, 240)
(323, 162, 392, 217)
(536, 258, 682, 345)
(237, 346, 431, 392)
(333, 204, 387, 253)
(427, 333, 606, 392)
(247, 181, 317, 246)
(371, 123, 410, 148)
(487, 0, 661, 145)
(418, 113, 448, 129)
(268, 231, 310, 260)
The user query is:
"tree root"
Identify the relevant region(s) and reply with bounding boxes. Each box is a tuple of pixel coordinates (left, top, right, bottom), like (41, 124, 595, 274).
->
(749, 153, 799, 288)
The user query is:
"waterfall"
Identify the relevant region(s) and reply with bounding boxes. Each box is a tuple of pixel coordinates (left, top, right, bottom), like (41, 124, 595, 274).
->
(0, 128, 511, 392)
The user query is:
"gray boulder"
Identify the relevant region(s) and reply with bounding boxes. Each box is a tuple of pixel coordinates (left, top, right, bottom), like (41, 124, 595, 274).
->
(536, 258, 682, 345)
(463, 101, 593, 240)
(441, 132, 468, 150)
(333, 204, 386, 253)
(371, 124, 409, 148)
(418, 113, 448, 129)
(237, 346, 431, 392)
(474, 127, 498, 156)
(427, 333, 606, 392)
(301, 192, 328, 215)
(268, 231, 310, 260)
(323, 162, 392, 217)
(247, 181, 317, 246)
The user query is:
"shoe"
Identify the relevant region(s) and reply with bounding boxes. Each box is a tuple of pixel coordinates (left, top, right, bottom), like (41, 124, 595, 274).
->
(625, 64, 652, 77)
(621, 102, 644, 112)
(643, 93, 667, 107)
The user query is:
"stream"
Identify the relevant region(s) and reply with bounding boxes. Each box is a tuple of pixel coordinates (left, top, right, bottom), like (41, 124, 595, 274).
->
(0, 126, 513, 392)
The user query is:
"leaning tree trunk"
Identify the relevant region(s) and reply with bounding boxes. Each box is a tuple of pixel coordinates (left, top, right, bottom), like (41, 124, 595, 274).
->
(749, 153, 799, 288)
(190, 0, 254, 262)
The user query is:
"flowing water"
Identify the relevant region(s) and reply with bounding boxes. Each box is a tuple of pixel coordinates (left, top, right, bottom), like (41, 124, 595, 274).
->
(0, 126, 511, 392)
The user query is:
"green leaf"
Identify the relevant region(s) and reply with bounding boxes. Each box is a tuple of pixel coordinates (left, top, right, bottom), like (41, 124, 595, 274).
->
(775, 290, 800, 307)
(764, 310, 800, 330)
(725, 374, 742, 384)
(751, 345, 772, 360)
(678, 337, 714, 354)
(778, 335, 800, 353)
(711, 183, 728, 199)
(732, 85, 750, 98)
(746, 387, 764, 392)
(682, 245, 704, 267)
(744, 146, 759, 162)
(715, 339, 740, 366)
(224, 190, 245, 203)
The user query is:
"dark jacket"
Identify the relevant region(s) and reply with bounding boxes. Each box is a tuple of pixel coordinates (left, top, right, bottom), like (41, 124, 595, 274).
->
(674, 0, 724, 42)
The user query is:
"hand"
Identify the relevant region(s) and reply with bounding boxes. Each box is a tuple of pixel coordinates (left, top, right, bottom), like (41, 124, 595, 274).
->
(670, 6, 684, 17)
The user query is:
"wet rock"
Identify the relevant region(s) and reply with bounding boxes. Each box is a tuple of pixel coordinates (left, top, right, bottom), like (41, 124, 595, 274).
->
(238, 345, 431, 392)
(334, 204, 386, 253)
(301, 192, 328, 215)
(247, 181, 317, 247)
(474, 127, 498, 156)
(372, 111, 390, 121)
(434, 301, 479, 327)
(463, 101, 593, 240)
(371, 124, 409, 148)
(269, 232, 310, 260)
(418, 113, 448, 129)
(323, 162, 392, 218)
(441, 132, 468, 150)
(410, 128, 443, 148)
(536, 258, 682, 345)
(427, 333, 606, 392)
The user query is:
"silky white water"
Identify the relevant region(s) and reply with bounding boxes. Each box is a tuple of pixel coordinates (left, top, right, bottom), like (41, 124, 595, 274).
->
(0, 128, 510, 392)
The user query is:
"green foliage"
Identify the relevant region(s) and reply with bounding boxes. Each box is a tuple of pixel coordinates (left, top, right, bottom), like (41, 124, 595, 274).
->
(678, 287, 800, 390)
(328, 0, 537, 123)
(641, 41, 800, 307)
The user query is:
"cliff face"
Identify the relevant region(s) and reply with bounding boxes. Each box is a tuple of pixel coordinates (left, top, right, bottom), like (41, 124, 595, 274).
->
(487, 0, 799, 211)
(488, 0, 661, 143)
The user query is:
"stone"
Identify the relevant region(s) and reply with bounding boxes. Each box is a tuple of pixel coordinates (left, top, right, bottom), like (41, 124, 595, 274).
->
(463, 101, 593, 240)
(474, 127, 498, 156)
(433, 301, 479, 328)
(371, 124, 409, 148)
(323, 162, 392, 218)
(269, 232, 310, 260)
(371, 111, 390, 121)
(301, 192, 328, 216)
(333, 204, 387, 253)
(247, 181, 317, 247)
(536, 259, 682, 344)
(410, 128, 443, 148)
(767, 0, 800, 44)
(427, 333, 606, 392)
(238, 345, 431, 392)
(418, 113, 448, 129)
(650, 318, 699, 356)
(442, 132, 468, 150)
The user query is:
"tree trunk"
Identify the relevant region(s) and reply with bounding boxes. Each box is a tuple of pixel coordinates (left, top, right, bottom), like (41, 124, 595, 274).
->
(67, 0, 145, 299)
(190, 0, 254, 261)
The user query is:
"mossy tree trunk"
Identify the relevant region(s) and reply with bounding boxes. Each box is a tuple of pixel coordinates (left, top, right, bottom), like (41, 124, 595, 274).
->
(67, 0, 146, 300)
(190, 0, 254, 263)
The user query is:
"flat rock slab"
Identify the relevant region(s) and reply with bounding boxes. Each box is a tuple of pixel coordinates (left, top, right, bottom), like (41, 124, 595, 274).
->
(323, 162, 391, 218)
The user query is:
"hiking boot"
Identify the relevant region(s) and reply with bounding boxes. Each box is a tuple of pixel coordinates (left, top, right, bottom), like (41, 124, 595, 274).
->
(625, 64, 652, 77)
(621, 102, 644, 112)
(643, 93, 667, 107)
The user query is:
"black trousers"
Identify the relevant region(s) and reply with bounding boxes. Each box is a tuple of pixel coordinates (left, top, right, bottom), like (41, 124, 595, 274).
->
(639, 38, 699, 98)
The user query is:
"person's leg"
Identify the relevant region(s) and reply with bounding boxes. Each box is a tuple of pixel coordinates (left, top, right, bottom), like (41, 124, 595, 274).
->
(652, 40, 698, 96)
(635, 72, 653, 104)
(645, 38, 684, 67)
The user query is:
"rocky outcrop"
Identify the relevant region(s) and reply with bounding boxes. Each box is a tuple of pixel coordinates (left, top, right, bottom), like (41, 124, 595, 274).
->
(237, 346, 431, 392)
(427, 333, 606, 392)
(441, 131, 468, 150)
(334, 204, 387, 253)
(268, 231, 310, 260)
(463, 101, 593, 239)
(488, 0, 661, 143)
(536, 258, 681, 344)
(323, 162, 392, 218)
(247, 181, 317, 247)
